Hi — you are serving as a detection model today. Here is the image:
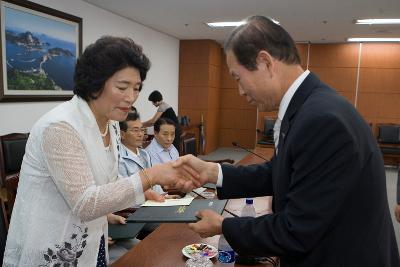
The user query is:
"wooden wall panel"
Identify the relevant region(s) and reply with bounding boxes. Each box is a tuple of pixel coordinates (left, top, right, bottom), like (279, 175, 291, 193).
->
(219, 109, 257, 130)
(208, 86, 220, 111)
(209, 42, 222, 67)
(179, 86, 209, 109)
(209, 64, 221, 89)
(357, 93, 400, 122)
(219, 51, 257, 149)
(296, 43, 308, 67)
(218, 129, 256, 148)
(361, 43, 400, 68)
(205, 108, 219, 152)
(220, 56, 236, 89)
(309, 43, 359, 68)
(180, 40, 214, 64)
(220, 89, 251, 110)
(179, 63, 209, 87)
(359, 68, 400, 93)
(181, 40, 400, 154)
(358, 43, 400, 125)
(179, 40, 222, 153)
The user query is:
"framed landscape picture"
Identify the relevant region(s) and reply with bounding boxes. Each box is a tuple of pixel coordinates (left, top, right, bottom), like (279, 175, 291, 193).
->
(0, 0, 82, 102)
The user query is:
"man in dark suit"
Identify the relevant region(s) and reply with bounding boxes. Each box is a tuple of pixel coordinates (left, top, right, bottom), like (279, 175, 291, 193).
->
(178, 15, 399, 266)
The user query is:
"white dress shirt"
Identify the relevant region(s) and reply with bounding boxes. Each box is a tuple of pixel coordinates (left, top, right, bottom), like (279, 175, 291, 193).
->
(145, 138, 179, 165)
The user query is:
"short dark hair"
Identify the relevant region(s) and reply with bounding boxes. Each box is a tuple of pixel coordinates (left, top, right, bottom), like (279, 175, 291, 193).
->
(224, 16, 300, 70)
(148, 90, 163, 102)
(154, 118, 175, 133)
(74, 36, 151, 101)
(119, 112, 141, 132)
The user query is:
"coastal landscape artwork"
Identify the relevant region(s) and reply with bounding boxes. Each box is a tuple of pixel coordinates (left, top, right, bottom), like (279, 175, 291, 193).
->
(0, 0, 82, 101)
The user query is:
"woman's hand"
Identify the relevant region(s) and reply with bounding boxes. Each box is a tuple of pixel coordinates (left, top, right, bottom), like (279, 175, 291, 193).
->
(107, 213, 126, 225)
(144, 189, 165, 202)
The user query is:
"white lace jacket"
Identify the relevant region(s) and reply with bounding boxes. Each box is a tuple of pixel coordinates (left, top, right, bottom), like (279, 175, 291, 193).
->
(3, 96, 145, 267)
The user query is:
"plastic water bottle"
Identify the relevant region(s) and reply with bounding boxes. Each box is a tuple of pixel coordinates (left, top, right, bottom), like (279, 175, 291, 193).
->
(241, 198, 256, 217)
(218, 235, 235, 263)
(235, 198, 257, 264)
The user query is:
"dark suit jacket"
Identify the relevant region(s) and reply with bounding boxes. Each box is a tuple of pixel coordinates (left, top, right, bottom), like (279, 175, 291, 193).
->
(219, 73, 399, 267)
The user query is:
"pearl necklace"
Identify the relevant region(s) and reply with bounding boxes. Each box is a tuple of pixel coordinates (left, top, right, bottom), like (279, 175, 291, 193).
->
(100, 121, 110, 138)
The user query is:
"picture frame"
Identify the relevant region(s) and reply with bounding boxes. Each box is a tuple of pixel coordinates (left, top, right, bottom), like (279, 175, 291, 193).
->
(0, 0, 82, 102)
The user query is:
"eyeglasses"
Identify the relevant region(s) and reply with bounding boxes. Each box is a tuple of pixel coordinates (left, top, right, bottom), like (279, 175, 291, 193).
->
(126, 127, 146, 134)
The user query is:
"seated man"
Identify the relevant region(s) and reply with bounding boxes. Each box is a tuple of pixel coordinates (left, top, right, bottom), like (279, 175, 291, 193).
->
(119, 112, 164, 194)
(145, 118, 179, 165)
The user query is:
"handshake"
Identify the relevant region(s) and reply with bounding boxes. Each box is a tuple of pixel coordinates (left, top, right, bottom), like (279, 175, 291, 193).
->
(140, 155, 219, 198)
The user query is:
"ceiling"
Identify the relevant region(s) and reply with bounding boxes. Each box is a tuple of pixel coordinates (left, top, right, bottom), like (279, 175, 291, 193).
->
(83, 0, 400, 44)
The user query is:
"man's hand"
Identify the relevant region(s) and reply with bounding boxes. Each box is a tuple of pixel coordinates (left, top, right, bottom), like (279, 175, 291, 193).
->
(188, 209, 224, 238)
(173, 155, 219, 187)
(395, 204, 400, 223)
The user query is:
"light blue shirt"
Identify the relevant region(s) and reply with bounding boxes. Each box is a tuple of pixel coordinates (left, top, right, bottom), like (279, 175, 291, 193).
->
(119, 144, 164, 194)
(145, 138, 179, 165)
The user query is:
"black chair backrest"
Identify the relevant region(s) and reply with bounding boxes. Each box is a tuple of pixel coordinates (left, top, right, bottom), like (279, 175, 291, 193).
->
(0, 133, 29, 187)
(0, 200, 8, 263)
(2, 138, 28, 173)
(183, 137, 197, 156)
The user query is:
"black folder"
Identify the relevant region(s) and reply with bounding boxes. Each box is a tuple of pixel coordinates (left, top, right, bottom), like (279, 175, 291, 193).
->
(108, 222, 145, 240)
(126, 199, 228, 223)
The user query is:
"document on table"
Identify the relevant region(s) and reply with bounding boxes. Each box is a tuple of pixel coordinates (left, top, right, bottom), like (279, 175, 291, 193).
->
(141, 194, 194, 207)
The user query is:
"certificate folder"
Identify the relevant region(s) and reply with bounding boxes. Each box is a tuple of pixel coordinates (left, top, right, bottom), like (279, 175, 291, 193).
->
(108, 222, 145, 240)
(127, 199, 228, 223)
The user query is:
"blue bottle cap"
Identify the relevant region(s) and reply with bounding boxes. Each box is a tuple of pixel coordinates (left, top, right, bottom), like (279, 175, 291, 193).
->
(245, 198, 253, 205)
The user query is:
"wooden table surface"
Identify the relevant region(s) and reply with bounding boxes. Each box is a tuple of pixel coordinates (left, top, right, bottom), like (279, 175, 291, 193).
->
(110, 147, 275, 267)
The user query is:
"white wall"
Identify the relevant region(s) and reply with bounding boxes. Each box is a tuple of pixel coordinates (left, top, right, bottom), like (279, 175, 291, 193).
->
(0, 0, 179, 135)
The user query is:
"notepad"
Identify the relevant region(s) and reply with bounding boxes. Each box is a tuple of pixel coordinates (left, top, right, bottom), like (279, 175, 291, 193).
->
(127, 199, 228, 223)
(141, 194, 194, 207)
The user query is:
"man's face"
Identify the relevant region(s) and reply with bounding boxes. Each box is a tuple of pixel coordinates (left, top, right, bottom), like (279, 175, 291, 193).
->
(226, 50, 281, 112)
(121, 120, 145, 149)
(155, 124, 175, 149)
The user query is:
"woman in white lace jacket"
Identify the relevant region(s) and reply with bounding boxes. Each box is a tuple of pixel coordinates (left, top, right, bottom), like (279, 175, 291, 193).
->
(3, 37, 198, 267)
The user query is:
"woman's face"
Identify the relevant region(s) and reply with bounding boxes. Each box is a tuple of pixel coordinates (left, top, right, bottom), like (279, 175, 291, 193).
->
(90, 67, 142, 122)
(154, 124, 175, 149)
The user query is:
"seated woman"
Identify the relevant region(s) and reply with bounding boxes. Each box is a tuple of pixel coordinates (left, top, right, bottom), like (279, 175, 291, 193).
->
(3, 36, 198, 267)
(145, 118, 179, 165)
(143, 90, 182, 152)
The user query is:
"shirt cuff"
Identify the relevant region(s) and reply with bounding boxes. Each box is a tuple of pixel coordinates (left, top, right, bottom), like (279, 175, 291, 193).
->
(130, 172, 145, 205)
(216, 164, 223, 187)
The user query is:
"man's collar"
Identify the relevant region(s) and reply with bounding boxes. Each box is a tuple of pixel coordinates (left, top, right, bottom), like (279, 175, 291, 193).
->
(277, 70, 310, 121)
(152, 138, 172, 153)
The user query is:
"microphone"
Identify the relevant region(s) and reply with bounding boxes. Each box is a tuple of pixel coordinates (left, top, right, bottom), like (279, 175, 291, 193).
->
(232, 142, 269, 161)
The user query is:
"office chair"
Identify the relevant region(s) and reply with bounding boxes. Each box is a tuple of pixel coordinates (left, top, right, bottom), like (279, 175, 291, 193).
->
(183, 137, 197, 156)
(0, 133, 29, 219)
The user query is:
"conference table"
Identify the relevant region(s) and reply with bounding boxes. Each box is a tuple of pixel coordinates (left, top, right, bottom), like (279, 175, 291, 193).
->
(110, 147, 275, 267)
